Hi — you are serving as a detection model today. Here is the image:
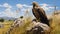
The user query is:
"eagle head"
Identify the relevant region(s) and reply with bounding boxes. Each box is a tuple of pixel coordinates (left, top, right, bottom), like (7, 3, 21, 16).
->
(32, 2, 39, 8)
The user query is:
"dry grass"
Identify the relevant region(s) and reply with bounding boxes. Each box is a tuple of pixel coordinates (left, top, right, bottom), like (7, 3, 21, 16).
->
(0, 20, 14, 34)
(50, 15, 60, 34)
(9, 15, 60, 34)
(0, 14, 60, 34)
(9, 17, 32, 34)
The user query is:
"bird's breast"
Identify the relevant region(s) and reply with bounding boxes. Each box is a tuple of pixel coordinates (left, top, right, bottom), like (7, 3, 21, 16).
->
(32, 8, 40, 19)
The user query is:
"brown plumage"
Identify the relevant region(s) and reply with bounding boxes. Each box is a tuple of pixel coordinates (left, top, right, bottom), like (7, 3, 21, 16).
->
(32, 2, 49, 26)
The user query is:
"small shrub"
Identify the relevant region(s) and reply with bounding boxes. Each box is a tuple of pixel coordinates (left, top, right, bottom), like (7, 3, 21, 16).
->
(0, 18, 4, 22)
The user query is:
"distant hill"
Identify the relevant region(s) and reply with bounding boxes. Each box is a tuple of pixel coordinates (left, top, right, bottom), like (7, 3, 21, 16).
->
(0, 16, 17, 20)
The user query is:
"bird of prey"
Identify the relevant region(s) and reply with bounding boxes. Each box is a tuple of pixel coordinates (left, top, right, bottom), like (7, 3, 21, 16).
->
(32, 2, 49, 26)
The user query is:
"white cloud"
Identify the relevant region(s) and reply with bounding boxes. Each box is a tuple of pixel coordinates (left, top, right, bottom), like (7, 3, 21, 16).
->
(0, 3, 58, 18)
(48, 6, 54, 9)
(40, 3, 54, 11)
(23, 4, 32, 8)
(16, 3, 54, 17)
(0, 3, 12, 8)
(4, 8, 20, 18)
(16, 4, 23, 8)
(0, 3, 32, 18)
(41, 6, 49, 11)
(0, 5, 2, 7)
(3, 3, 12, 8)
(16, 4, 32, 8)
(40, 3, 49, 7)
(16, 3, 54, 12)
(0, 9, 20, 18)
(16, 4, 32, 16)
(0, 3, 21, 18)
(0, 3, 18, 17)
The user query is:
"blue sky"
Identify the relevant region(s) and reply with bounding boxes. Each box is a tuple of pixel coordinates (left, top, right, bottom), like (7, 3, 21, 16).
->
(0, 0, 60, 18)
(0, 0, 60, 6)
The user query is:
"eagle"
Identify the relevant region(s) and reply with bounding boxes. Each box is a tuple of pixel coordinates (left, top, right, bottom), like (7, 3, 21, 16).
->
(32, 2, 49, 26)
